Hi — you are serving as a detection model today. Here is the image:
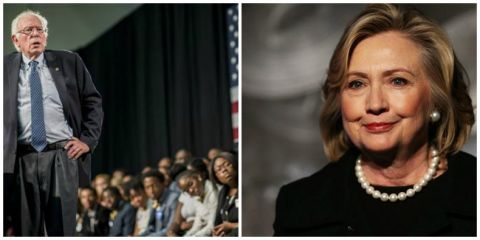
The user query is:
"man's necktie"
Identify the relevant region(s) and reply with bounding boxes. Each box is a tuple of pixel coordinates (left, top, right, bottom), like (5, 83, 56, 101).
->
(29, 60, 47, 152)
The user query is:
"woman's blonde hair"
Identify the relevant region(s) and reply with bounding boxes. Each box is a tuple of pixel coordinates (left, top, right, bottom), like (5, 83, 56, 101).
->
(320, 4, 474, 161)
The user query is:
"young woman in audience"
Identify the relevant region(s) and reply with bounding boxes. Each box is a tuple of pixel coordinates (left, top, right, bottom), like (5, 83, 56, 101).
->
(166, 170, 197, 236)
(183, 170, 219, 236)
(210, 152, 238, 236)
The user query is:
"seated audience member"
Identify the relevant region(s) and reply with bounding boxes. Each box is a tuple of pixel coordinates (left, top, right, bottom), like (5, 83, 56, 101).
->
(76, 187, 110, 236)
(168, 164, 188, 193)
(93, 174, 111, 201)
(111, 169, 127, 187)
(141, 171, 180, 236)
(211, 152, 239, 236)
(158, 157, 173, 173)
(207, 148, 221, 162)
(142, 166, 153, 174)
(123, 174, 133, 184)
(174, 149, 192, 164)
(187, 158, 209, 179)
(101, 187, 136, 236)
(166, 171, 197, 236)
(160, 170, 173, 189)
(117, 182, 129, 202)
(183, 170, 219, 236)
(123, 179, 151, 236)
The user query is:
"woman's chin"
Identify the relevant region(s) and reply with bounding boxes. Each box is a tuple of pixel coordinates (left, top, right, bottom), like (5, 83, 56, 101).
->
(358, 138, 398, 153)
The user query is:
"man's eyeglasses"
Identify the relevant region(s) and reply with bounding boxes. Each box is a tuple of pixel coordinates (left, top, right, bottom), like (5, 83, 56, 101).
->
(17, 26, 47, 36)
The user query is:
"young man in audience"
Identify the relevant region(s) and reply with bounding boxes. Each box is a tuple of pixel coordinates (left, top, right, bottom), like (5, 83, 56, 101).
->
(141, 171, 180, 236)
(158, 157, 173, 173)
(174, 149, 192, 164)
(104, 186, 136, 236)
(124, 179, 151, 236)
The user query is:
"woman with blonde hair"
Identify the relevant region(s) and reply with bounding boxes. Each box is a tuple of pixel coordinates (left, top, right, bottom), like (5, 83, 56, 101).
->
(274, 4, 475, 236)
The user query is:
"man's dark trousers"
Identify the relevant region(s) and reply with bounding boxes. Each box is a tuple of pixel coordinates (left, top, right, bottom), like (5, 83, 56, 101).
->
(14, 143, 78, 236)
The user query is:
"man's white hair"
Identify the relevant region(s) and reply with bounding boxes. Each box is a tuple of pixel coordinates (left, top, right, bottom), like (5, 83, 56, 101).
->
(11, 10, 49, 51)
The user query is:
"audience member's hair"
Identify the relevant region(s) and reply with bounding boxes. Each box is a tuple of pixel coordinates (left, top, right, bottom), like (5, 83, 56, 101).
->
(94, 173, 111, 183)
(101, 186, 122, 210)
(169, 163, 187, 181)
(80, 186, 97, 198)
(141, 170, 165, 183)
(122, 178, 144, 200)
(102, 186, 121, 199)
(175, 169, 191, 182)
(188, 158, 208, 179)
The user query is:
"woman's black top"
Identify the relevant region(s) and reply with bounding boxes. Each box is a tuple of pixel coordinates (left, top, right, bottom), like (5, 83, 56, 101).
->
(215, 185, 239, 236)
(76, 204, 111, 236)
(274, 150, 476, 236)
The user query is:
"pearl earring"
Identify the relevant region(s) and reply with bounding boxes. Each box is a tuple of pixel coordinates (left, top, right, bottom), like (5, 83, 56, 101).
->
(430, 110, 441, 122)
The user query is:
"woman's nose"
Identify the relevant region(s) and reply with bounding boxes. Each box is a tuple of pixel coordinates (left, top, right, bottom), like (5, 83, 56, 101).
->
(366, 84, 388, 115)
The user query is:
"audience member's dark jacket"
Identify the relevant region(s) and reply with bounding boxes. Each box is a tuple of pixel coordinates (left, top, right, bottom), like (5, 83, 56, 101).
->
(143, 188, 179, 236)
(77, 204, 110, 236)
(109, 202, 136, 236)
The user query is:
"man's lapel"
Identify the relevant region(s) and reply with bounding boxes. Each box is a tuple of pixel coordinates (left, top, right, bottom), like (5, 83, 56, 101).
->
(44, 51, 70, 118)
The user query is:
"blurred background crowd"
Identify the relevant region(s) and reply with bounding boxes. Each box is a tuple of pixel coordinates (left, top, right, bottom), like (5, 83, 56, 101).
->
(75, 148, 238, 236)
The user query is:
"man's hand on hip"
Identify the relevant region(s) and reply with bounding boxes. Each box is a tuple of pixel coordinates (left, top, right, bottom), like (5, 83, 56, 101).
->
(64, 137, 90, 160)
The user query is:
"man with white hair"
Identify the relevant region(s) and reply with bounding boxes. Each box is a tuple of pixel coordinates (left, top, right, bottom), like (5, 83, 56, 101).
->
(4, 10, 103, 236)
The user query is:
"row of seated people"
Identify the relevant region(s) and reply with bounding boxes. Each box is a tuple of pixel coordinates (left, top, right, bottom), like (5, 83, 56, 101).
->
(75, 150, 238, 236)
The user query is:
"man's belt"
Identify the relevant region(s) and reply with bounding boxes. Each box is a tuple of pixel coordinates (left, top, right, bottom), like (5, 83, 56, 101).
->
(17, 140, 69, 154)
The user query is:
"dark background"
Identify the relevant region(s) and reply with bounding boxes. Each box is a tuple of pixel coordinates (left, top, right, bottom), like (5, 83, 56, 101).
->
(77, 4, 235, 175)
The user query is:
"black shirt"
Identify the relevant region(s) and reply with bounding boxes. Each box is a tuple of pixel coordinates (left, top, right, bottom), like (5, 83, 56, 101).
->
(215, 186, 239, 236)
(274, 151, 476, 236)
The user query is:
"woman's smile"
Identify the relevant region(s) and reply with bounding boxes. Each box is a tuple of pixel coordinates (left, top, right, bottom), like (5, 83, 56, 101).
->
(363, 121, 397, 133)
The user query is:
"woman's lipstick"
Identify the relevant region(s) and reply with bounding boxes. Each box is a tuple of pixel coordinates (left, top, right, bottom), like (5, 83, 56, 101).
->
(363, 122, 395, 133)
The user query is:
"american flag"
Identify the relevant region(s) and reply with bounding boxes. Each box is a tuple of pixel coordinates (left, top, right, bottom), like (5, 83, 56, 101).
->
(226, 5, 239, 149)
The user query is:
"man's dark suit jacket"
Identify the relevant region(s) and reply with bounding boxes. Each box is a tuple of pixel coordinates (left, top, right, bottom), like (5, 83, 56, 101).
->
(274, 150, 476, 236)
(4, 50, 103, 187)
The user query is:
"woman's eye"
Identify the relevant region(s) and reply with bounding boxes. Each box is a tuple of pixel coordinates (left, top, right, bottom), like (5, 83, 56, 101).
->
(391, 77, 408, 86)
(347, 80, 364, 89)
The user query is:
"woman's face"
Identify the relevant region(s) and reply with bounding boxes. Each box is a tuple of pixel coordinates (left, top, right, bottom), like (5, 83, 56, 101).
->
(129, 188, 147, 209)
(101, 190, 116, 210)
(94, 177, 109, 196)
(186, 175, 204, 197)
(79, 189, 96, 210)
(341, 31, 430, 154)
(213, 157, 236, 186)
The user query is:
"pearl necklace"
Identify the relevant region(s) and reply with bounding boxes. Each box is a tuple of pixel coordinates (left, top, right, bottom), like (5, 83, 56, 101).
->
(355, 148, 440, 202)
